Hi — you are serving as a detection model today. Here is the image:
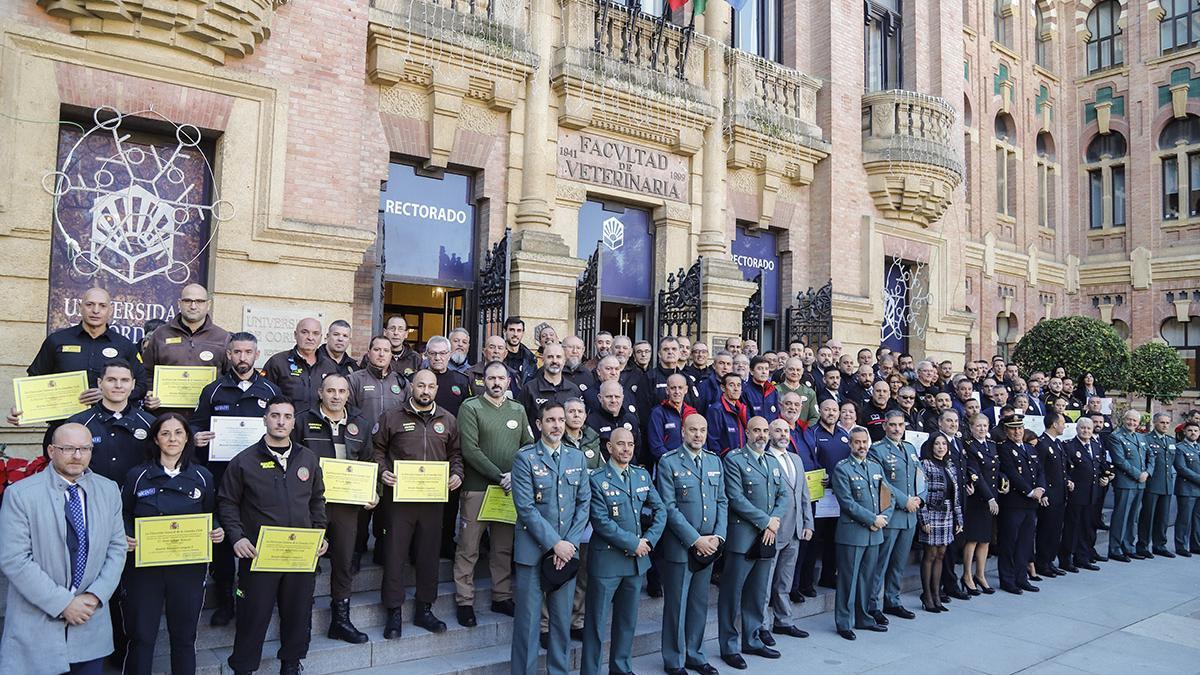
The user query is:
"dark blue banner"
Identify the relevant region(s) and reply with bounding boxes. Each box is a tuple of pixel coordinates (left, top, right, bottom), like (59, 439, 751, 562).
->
(579, 200, 654, 303)
(731, 227, 780, 315)
(381, 163, 475, 286)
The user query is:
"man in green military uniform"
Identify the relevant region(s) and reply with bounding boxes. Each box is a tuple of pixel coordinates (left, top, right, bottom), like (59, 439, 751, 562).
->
(832, 426, 892, 640)
(510, 402, 590, 675)
(1138, 412, 1178, 557)
(718, 416, 790, 669)
(1174, 421, 1200, 555)
(868, 410, 925, 622)
(580, 428, 666, 675)
(1107, 409, 1154, 561)
(657, 413, 726, 675)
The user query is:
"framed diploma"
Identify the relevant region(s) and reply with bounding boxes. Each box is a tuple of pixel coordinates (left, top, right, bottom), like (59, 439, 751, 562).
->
(152, 366, 217, 408)
(134, 514, 213, 568)
(804, 469, 827, 501)
(209, 416, 264, 462)
(11, 371, 89, 424)
(478, 485, 517, 524)
(251, 526, 325, 573)
(319, 458, 378, 506)
(392, 460, 449, 502)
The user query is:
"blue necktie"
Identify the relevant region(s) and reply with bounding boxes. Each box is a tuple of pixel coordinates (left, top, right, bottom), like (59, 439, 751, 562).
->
(66, 484, 88, 589)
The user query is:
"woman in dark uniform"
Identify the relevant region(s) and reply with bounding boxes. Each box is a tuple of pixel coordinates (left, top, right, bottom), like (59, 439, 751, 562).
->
(917, 434, 963, 613)
(122, 412, 224, 674)
(962, 413, 1001, 595)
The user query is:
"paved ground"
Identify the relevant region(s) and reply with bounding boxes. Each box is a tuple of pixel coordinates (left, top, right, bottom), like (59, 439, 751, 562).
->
(630, 553, 1200, 675)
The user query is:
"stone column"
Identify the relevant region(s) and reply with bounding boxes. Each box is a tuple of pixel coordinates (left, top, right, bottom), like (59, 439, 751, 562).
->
(514, 0, 554, 235)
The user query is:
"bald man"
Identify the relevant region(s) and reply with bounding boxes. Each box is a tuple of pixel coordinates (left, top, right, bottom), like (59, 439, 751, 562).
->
(263, 317, 340, 413)
(468, 335, 521, 399)
(517, 342, 582, 427)
(140, 283, 230, 381)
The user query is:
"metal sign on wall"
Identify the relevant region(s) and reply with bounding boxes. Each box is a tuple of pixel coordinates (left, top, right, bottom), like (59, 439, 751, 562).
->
(380, 163, 476, 286)
(557, 130, 689, 202)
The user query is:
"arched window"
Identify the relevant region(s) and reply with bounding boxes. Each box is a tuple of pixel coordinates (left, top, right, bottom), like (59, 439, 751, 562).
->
(1034, 4, 1051, 68)
(1160, 0, 1200, 54)
(995, 113, 1017, 217)
(1159, 116, 1200, 221)
(995, 0, 1012, 47)
(1086, 1, 1124, 74)
(1086, 132, 1128, 229)
(1161, 316, 1200, 389)
(1036, 132, 1058, 229)
(865, 0, 903, 91)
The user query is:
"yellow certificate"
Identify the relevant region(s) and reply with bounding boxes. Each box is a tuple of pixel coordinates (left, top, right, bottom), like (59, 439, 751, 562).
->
(11, 371, 89, 424)
(320, 458, 378, 506)
(152, 366, 217, 408)
(392, 460, 449, 502)
(478, 485, 517, 524)
(805, 469, 827, 501)
(134, 514, 213, 568)
(1063, 409, 1082, 422)
(251, 526, 325, 573)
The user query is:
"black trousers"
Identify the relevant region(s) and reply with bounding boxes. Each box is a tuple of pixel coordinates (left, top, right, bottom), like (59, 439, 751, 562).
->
(328, 503, 363, 601)
(1060, 502, 1092, 567)
(1035, 503, 1066, 570)
(207, 462, 236, 588)
(998, 508, 1035, 589)
(382, 502, 442, 608)
(228, 560, 316, 672)
(123, 563, 206, 675)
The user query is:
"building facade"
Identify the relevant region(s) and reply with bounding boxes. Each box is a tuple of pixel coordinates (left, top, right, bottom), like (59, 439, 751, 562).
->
(1, 0, 1197, 450)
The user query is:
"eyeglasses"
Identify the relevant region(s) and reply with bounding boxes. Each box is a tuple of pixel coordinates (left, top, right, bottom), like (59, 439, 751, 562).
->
(426, 350, 450, 357)
(179, 298, 208, 305)
(898, 395, 915, 400)
(52, 445, 93, 456)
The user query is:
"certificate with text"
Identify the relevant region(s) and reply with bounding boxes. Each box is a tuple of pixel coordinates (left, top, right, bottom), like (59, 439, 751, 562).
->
(320, 458, 378, 506)
(134, 514, 212, 567)
(152, 366, 217, 408)
(478, 485, 517, 524)
(12, 371, 89, 424)
(209, 416, 264, 462)
(251, 526, 325, 573)
(392, 460, 449, 503)
(805, 469, 827, 501)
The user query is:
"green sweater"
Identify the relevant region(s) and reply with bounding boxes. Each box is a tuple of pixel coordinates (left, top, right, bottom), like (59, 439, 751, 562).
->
(457, 395, 534, 492)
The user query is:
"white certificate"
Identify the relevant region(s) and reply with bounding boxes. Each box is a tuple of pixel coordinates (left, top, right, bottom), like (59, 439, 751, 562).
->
(1060, 423, 1078, 441)
(1099, 397, 1113, 415)
(814, 492, 841, 518)
(905, 431, 929, 449)
(1023, 415, 1046, 436)
(209, 416, 265, 462)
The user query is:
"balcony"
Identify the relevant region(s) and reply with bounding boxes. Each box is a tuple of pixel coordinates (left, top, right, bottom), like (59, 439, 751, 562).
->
(862, 90, 963, 227)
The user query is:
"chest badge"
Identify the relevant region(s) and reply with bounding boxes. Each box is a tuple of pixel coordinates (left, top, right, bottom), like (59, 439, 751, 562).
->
(451, 385, 462, 395)
(297, 467, 311, 482)
(506, 420, 519, 429)
(199, 350, 214, 362)
(433, 422, 446, 434)
(133, 428, 148, 440)
(347, 423, 359, 436)
(585, 449, 595, 459)
(190, 488, 203, 500)
(102, 347, 119, 358)
(391, 384, 402, 394)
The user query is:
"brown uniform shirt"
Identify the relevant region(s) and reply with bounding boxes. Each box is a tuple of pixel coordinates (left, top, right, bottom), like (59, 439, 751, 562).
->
(371, 400, 464, 482)
(141, 315, 230, 375)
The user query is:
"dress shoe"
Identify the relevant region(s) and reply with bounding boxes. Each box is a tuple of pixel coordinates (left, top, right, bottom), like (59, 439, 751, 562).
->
(413, 602, 447, 634)
(800, 586, 819, 597)
(683, 663, 719, 675)
(869, 610, 889, 626)
(1053, 566, 1068, 575)
(1079, 562, 1101, 571)
(279, 659, 302, 675)
(772, 624, 809, 638)
(540, 632, 549, 649)
(1000, 584, 1023, 595)
(721, 654, 747, 670)
(837, 629, 857, 641)
(883, 605, 915, 620)
(939, 591, 951, 603)
(1177, 549, 1193, 558)
(947, 587, 970, 600)
(1093, 554, 1108, 562)
(742, 646, 781, 659)
(491, 599, 515, 616)
(1110, 553, 1131, 562)
(1134, 551, 1153, 559)
(1028, 574, 1044, 582)
(665, 669, 688, 675)
(456, 605, 477, 628)
(756, 628, 776, 647)
(854, 623, 887, 632)
(571, 627, 585, 641)
(1034, 568, 1054, 578)
(1154, 549, 1176, 558)
(1061, 565, 1080, 574)
(1018, 582, 1040, 593)
(383, 608, 404, 639)
(788, 590, 807, 604)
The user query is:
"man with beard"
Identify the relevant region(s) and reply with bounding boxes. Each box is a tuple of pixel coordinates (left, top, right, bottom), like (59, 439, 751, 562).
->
(831, 426, 890, 641)
(583, 331, 613, 370)
(921, 392, 955, 434)
(896, 353, 916, 382)
(447, 327, 472, 374)
(814, 346, 834, 376)
(776, 357, 819, 426)
(759, 418, 813, 642)
(586, 380, 641, 449)
(867, 411, 924, 622)
(560, 335, 590, 389)
(817, 367, 844, 405)
(382, 315, 421, 379)
(519, 342, 583, 429)
(264, 318, 340, 414)
(502, 316, 539, 386)
(468, 335, 521, 399)
(858, 380, 895, 442)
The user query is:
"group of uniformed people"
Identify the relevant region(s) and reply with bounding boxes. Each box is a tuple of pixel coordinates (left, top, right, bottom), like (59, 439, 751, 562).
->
(6, 284, 1200, 675)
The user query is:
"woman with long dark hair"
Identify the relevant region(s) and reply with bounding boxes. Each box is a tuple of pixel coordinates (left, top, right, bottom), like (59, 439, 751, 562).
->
(121, 413, 224, 674)
(1075, 371, 1105, 403)
(917, 434, 963, 612)
(962, 413, 1001, 594)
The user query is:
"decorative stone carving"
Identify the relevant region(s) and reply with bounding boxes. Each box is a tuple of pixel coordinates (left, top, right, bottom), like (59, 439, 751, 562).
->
(38, 0, 290, 64)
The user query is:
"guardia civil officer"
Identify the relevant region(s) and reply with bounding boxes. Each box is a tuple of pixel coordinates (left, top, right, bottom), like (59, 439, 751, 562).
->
(997, 414, 1045, 594)
(291, 374, 374, 644)
(1061, 417, 1105, 571)
(718, 416, 790, 668)
(656, 413, 726, 675)
(867, 410, 925, 622)
(1106, 410, 1153, 561)
(1137, 412, 1177, 557)
(510, 402, 590, 675)
(1174, 421, 1200, 555)
(121, 413, 224, 675)
(579, 427, 666, 675)
(67, 359, 155, 486)
(832, 426, 892, 640)
(218, 396, 328, 675)
(189, 332, 280, 626)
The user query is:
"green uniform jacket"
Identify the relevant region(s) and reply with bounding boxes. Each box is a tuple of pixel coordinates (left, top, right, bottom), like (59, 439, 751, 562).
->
(655, 448, 728, 564)
(587, 463, 666, 577)
(1174, 440, 1200, 498)
(1106, 428, 1154, 490)
(722, 446, 790, 554)
(457, 395, 533, 492)
(1145, 431, 1177, 495)
(565, 426, 604, 470)
(869, 437, 926, 530)
(832, 456, 892, 547)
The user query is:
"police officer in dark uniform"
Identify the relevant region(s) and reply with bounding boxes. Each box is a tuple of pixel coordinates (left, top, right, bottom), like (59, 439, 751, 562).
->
(319, 320, 359, 377)
(219, 396, 327, 675)
(122, 412, 224, 675)
(962, 413, 1001, 594)
(468, 335, 522, 399)
(190, 332, 281, 626)
(1035, 412, 1070, 577)
(263, 318, 340, 415)
(997, 414, 1045, 594)
(586, 380, 641, 449)
(67, 359, 155, 486)
(291, 374, 374, 645)
(519, 342, 582, 427)
(1061, 417, 1104, 571)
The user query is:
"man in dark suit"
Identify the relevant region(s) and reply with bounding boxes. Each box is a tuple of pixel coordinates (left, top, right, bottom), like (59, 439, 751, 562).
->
(997, 414, 1045, 594)
(1061, 417, 1105, 571)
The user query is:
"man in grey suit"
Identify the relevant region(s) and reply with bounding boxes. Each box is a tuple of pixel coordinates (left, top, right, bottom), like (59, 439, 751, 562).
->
(0, 423, 127, 674)
(759, 418, 813, 642)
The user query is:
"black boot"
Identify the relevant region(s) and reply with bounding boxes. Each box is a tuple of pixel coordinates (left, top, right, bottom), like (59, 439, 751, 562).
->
(413, 601, 447, 634)
(383, 608, 403, 639)
(328, 598, 369, 644)
(210, 583, 235, 627)
(279, 659, 302, 675)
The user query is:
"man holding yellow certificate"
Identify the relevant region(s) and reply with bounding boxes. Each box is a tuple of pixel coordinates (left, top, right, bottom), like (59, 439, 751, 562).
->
(372, 370, 464, 639)
(218, 396, 327, 675)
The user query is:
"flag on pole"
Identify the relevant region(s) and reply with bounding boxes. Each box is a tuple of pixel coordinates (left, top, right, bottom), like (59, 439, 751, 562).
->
(667, 0, 713, 14)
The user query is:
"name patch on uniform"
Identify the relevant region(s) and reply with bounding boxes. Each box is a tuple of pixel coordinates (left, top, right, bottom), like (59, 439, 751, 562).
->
(363, 385, 376, 392)
(665, 423, 676, 429)
(308, 422, 324, 430)
(61, 345, 82, 353)
(165, 337, 183, 345)
(260, 461, 277, 469)
(214, 404, 230, 412)
(136, 488, 156, 498)
(403, 423, 416, 432)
